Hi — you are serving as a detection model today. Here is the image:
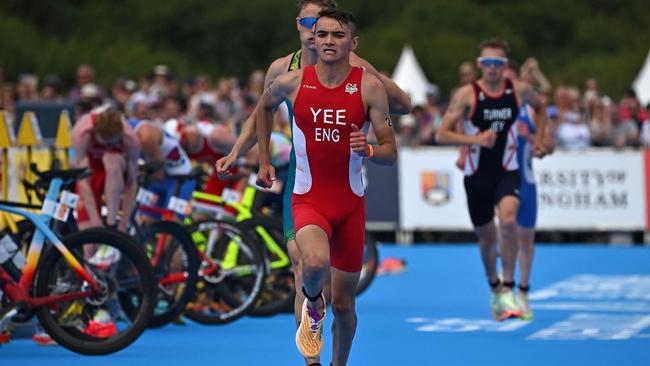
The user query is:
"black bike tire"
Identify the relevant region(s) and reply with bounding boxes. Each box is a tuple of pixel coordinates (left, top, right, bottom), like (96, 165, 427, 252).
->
(138, 221, 199, 328)
(238, 216, 296, 316)
(34, 228, 155, 355)
(356, 231, 379, 296)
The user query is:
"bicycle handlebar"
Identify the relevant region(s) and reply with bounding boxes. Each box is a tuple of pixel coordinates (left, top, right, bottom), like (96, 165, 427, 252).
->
(30, 163, 92, 182)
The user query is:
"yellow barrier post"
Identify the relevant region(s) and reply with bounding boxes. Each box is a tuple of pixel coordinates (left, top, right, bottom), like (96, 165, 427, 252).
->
(0, 111, 17, 231)
(16, 111, 43, 204)
(54, 110, 73, 169)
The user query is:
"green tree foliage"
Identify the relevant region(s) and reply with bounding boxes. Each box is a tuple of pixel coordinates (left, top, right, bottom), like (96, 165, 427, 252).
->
(1, 0, 648, 101)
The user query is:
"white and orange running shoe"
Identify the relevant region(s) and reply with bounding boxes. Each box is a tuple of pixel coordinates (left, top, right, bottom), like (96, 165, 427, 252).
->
(295, 293, 326, 358)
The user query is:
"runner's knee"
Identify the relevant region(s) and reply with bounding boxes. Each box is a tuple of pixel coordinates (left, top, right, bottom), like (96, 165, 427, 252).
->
(476, 223, 497, 246)
(302, 254, 328, 275)
(499, 219, 517, 233)
(102, 153, 125, 175)
(330, 296, 355, 317)
(498, 209, 517, 227)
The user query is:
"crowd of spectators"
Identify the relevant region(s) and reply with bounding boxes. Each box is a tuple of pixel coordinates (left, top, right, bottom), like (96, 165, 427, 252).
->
(394, 59, 650, 150)
(0, 62, 649, 150)
(0, 64, 290, 140)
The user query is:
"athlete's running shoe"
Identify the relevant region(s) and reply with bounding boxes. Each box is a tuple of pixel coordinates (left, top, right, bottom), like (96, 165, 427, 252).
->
(0, 331, 10, 344)
(296, 294, 326, 358)
(83, 309, 118, 338)
(516, 291, 533, 321)
(490, 291, 504, 320)
(32, 332, 56, 346)
(499, 290, 522, 321)
(88, 245, 122, 270)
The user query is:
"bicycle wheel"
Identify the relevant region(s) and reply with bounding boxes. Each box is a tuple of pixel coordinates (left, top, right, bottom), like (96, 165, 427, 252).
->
(124, 221, 199, 328)
(356, 231, 379, 296)
(184, 219, 266, 325)
(238, 216, 295, 316)
(34, 228, 155, 355)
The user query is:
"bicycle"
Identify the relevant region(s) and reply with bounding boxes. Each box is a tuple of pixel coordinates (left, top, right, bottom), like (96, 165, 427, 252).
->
(183, 218, 267, 324)
(123, 161, 200, 328)
(189, 168, 293, 316)
(136, 163, 267, 325)
(19, 162, 197, 329)
(0, 167, 155, 355)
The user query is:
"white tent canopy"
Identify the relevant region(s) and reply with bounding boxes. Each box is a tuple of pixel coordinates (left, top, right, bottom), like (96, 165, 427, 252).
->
(392, 45, 431, 106)
(634, 48, 650, 106)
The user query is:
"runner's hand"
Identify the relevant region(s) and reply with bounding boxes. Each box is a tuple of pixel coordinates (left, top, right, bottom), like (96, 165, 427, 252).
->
(455, 151, 466, 171)
(215, 153, 237, 180)
(477, 130, 497, 148)
(350, 124, 369, 156)
(256, 163, 276, 189)
(533, 141, 547, 158)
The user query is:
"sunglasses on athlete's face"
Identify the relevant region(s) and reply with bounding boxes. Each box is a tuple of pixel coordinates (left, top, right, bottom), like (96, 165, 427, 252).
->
(299, 16, 318, 29)
(478, 57, 508, 68)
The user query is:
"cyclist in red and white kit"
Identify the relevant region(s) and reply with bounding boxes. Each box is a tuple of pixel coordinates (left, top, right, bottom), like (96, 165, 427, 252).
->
(180, 121, 237, 196)
(69, 110, 140, 340)
(256, 9, 396, 365)
(72, 110, 140, 231)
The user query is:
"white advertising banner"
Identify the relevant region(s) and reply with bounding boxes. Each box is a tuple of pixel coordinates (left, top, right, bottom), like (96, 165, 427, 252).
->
(535, 150, 646, 230)
(398, 148, 647, 231)
(399, 147, 473, 230)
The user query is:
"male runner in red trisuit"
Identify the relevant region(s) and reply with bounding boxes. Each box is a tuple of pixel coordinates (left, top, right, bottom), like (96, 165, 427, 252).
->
(256, 9, 397, 366)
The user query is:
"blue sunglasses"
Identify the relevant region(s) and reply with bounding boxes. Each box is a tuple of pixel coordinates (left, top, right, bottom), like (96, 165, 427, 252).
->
(299, 16, 318, 28)
(478, 57, 508, 67)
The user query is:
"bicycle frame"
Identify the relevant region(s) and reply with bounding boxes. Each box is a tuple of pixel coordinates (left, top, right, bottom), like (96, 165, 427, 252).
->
(130, 184, 220, 284)
(0, 177, 101, 308)
(191, 187, 290, 270)
(130, 201, 176, 268)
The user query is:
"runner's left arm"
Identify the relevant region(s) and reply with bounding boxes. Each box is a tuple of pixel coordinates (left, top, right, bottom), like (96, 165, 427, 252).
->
(351, 53, 412, 115)
(517, 81, 548, 157)
(355, 74, 397, 165)
(120, 122, 141, 232)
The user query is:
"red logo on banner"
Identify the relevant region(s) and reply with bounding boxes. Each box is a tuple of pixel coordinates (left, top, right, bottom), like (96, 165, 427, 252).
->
(421, 171, 451, 206)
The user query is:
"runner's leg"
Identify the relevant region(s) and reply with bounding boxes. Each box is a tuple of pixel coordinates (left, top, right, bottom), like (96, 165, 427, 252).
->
(289, 238, 330, 365)
(296, 225, 329, 317)
(517, 227, 535, 288)
(497, 196, 519, 285)
(475, 222, 499, 285)
(330, 268, 360, 366)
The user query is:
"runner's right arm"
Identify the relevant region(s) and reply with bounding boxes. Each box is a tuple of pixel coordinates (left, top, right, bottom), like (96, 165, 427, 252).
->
(255, 71, 301, 188)
(71, 116, 102, 226)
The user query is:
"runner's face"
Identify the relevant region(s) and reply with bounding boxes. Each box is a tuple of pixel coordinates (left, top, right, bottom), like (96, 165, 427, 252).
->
(477, 47, 507, 84)
(296, 4, 322, 51)
(314, 17, 358, 64)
